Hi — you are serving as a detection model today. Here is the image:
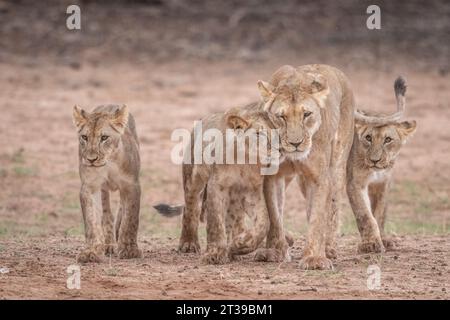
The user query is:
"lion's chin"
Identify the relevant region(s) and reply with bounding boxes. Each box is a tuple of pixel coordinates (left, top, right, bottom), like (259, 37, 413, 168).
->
(286, 149, 311, 162)
(371, 164, 390, 170)
(83, 161, 107, 168)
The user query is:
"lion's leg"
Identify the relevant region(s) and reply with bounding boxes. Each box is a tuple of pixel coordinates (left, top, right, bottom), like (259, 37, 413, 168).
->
(281, 176, 295, 247)
(227, 190, 246, 242)
(226, 191, 250, 259)
(179, 166, 205, 253)
(225, 206, 234, 247)
(369, 181, 395, 249)
(101, 186, 115, 255)
(77, 185, 105, 263)
(117, 182, 142, 259)
(325, 167, 346, 260)
(115, 204, 122, 242)
(299, 173, 334, 270)
(324, 92, 354, 260)
(297, 175, 308, 200)
(202, 183, 230, 264)
(254, 174, 290, 262)
(326, 114, 354, 260)
(299, 174, 336, 259)
(231, 188, 268, 256)
(347, 180, 384, 254)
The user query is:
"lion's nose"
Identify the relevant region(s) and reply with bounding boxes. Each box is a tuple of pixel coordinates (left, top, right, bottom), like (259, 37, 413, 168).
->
(86, 155, 98, 163)
(370, 158, 381, 165)
(290, 140, 303, 148)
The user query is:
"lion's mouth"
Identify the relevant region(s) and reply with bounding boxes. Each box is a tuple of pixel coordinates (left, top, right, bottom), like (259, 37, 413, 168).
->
(83, 161, 106, 168)
(369, 164, 388, 170)
(281, 140, 310, 154)
(282, 142, 310, 153)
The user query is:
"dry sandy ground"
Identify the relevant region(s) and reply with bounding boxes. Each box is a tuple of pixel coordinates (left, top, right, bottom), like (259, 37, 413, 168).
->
(0, 60, 449, 299)
(0, 235, 448, 299)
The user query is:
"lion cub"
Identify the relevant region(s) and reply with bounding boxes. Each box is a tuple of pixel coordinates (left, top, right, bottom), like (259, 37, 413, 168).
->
(155, 104, 282, 264)
(72, 104, 142, 263)
(347, 78, 417, 253)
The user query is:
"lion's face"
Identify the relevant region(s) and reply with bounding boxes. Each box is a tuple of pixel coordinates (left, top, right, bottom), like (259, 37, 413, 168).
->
(225, 110, 283, 166)
(257, 72, 329, 161)
(356, 120, 417, 170)
(269, 92, 322, 160)
(72, 105, 129, 167)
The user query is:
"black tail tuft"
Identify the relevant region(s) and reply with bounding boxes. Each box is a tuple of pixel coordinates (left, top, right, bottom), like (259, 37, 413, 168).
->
(153, 203, 184, 217)
(394, 76, 407, 96)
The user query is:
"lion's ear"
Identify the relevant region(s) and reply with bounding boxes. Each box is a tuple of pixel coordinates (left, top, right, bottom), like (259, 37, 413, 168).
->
(226, 114, 250, 130)
(110, 105, 129, 134)
(396, 120, 417, 142)
(307, 73, 329, 108)
(257, 80, 274, 102)
(72, 105, 88, 129)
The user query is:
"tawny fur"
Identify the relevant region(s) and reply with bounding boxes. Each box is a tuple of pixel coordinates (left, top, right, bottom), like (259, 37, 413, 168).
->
(155, 105, 284, 264)
(162, 64, 355, 270)
(347, 78, 416, 254)
(254, 64, 355, 270)
(73, 104, 142, 263)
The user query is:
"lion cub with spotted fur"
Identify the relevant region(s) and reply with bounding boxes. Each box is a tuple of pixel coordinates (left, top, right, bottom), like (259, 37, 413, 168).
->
(347, 77, 417, 254)
(155, 105, 282, 264)
(72, 104, 142, 263)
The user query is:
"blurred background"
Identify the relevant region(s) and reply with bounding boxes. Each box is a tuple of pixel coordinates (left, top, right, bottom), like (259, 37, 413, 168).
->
(0, 0, 449, 243)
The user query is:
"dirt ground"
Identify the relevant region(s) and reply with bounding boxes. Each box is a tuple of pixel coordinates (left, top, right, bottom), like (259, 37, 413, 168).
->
(0, 0, 449, 299)
(0, 235, 448, 299)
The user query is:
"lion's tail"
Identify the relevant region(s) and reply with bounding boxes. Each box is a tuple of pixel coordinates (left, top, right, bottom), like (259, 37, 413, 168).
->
(153, 203, 184, 217)
(394, 76, 407, 114)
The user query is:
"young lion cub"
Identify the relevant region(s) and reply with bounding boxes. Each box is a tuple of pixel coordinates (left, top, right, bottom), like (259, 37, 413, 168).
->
(155, 104, 282, 264)
(72, 104, 142, 263)
(347, 77, 417, 254)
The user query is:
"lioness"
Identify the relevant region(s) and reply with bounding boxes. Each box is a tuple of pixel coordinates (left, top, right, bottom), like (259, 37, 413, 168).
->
(155, 105, 283, 264)
(72, 104, 142, 263)
(252, 64, 357, 270)
(347, 77, 417, 253)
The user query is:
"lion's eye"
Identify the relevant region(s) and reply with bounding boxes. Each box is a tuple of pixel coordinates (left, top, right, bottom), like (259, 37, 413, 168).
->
(81, 135, 88, 141)
(384, 137, 392, 144)
(365, 135, 372, 142)
(276, 112, 286, 120)
(304, 111, 312, 118)
(101, 135, 109, 142)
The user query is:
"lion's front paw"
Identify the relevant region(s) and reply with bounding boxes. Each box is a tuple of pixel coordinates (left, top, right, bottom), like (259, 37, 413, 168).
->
(77, 248, 103, 263)
(299, 256, 333, 270)
(358, 240, 385, 254)
(202, 246, 230, 265)
(254, 248, 291, 263)
(118, 244, 142, 259)
(178, 238, 201, 253)
(325, 246, 338, 260)
(382, 237, 397, 250)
